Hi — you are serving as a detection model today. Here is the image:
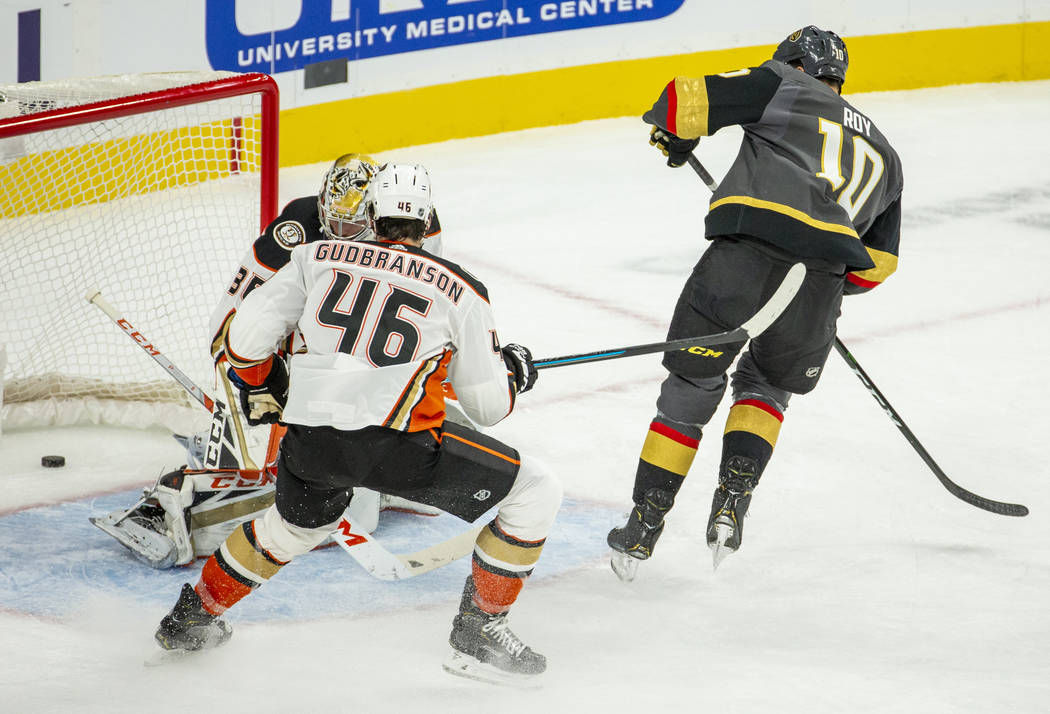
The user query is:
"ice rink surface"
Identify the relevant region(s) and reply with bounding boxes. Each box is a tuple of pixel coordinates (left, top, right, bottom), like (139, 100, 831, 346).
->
(1, 80, 1048, 713)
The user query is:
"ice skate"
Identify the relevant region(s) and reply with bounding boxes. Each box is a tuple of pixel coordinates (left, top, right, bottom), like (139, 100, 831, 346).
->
(443, 578, 545, 686)
(606, 488, 675, 582)
(706, 456, 759, 571)
(154, 583, 232, 653)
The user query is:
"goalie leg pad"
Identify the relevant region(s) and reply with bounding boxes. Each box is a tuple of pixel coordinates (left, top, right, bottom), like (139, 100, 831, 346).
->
(90, 507, 177, 569)
(153, 470, 195, 566)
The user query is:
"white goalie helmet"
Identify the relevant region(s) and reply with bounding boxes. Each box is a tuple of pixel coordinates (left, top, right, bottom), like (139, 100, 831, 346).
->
(368, 163, 433, 224)
(318, 153, 381, 239)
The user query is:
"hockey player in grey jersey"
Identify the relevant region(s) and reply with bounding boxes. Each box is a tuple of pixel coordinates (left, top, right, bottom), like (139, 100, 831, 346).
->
(607, 26, 904, 576)
(154, 163, 562, 685)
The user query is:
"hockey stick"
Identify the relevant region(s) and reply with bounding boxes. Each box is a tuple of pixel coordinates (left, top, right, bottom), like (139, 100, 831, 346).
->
(330, 517, 482, 580)
(833, 339, 1028, 517)
(533, 261, 805, 369)
(684, 153, 1029, 517)
(85, 288, 256, 471)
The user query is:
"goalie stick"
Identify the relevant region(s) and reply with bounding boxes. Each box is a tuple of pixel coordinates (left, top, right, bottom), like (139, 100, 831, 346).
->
(533, 261, 805, 370)
(684, 153, 1029, 517)
(87, 288, 484, 576)
(85, 288, 254, 471)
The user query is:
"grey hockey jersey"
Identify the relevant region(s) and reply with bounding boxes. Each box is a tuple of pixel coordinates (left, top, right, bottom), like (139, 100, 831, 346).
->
(645, 59, 904, 290)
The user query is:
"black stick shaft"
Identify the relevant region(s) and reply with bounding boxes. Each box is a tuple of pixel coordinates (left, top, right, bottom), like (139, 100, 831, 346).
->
(535, 326, 745, 370)
(833, 338, 1027, 516)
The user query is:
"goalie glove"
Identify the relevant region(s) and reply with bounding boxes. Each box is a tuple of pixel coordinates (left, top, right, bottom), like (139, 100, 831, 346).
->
(227, 357, 288, 426)
(649, 127, 700, 168)
(502, 343, 538, 395)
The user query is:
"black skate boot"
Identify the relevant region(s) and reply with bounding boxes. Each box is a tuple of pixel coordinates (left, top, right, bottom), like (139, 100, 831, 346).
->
(606, 488, 675, 582)
(155, 583, 232, 652)
(443, 577, 546, 686)
(706, 456, 760, 570)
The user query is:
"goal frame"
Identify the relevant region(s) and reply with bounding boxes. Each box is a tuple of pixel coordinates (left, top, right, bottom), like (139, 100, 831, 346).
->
(0, 71, 280, 433)
(0, 72, 279, 231)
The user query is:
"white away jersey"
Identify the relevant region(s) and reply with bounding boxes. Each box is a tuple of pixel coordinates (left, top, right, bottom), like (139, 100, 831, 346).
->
(208, 196, 444, 355)
(225, 239, 514, 432)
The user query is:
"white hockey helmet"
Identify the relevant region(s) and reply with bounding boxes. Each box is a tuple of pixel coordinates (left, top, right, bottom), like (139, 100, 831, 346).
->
(368, 163, 433, 224)
(318, 152, 380, 239)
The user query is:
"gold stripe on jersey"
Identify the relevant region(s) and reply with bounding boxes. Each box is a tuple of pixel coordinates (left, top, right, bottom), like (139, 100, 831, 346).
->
(672, 77, 710, 139)
(710, 195, 860, 239)
(850, 246, 899, 284)
(383, 353, 447, 431)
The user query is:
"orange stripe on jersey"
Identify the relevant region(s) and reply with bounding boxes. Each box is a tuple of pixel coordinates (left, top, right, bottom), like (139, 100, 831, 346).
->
(407, 351, 452, 432)
(230, 355, 274, 387)
(444, 431, 521, 466)
(384, 352, 448, 431)
(724, 399, 783, 447)
(223, 331, 271, 375)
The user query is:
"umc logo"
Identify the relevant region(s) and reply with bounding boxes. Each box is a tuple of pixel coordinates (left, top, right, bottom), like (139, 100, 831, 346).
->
(205, 0, 685, 74)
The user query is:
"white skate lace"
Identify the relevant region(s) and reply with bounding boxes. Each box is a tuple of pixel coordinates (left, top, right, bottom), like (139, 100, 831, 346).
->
(481, 617, 527, 657)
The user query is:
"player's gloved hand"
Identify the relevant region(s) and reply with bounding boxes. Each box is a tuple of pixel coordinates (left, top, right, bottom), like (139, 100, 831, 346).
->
(649, 127, 700, 168)
(502, 343, 538, 395)
(227, 358, 288, 426)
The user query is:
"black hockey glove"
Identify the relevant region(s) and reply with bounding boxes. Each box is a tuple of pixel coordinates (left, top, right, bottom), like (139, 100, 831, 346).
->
(227, 358, 288, 426)
(502, 343, 538, 395)
(649, 127, 700, 168)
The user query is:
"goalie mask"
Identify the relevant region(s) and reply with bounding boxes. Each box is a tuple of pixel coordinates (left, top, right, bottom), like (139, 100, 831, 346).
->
(772, 26, 849, 85)
(318, 153, 380, 239)
(368, 163, 433, 224)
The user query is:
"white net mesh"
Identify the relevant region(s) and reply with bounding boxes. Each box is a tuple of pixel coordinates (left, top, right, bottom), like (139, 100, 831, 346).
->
(0, 72, 274, 433)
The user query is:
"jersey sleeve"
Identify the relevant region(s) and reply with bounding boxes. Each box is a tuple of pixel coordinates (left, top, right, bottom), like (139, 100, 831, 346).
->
(224, 248, 309, 369)
(446, 299, 514, 427)
(642, 66, 783, 139)
(207, 243, 277, 355)
(208, 199, 315, 356)
(845, 194, 902, 294)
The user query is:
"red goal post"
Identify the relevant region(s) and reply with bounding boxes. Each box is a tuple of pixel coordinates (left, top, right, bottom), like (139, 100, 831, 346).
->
(0, 71, 279, 434)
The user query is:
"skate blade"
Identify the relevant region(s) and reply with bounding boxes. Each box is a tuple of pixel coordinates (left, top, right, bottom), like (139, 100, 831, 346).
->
(90, 513, 177, 569)
(442, 651, 543, 689)
(709, 521, 737, 572)
(609, 550, 640, 582)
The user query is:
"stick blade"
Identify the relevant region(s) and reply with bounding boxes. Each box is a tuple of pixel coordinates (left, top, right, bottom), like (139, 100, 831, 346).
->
(739, 262, 806, 339)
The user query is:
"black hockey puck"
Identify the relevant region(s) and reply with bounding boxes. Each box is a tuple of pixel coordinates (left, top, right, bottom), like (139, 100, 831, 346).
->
(41, 455, 66, 468)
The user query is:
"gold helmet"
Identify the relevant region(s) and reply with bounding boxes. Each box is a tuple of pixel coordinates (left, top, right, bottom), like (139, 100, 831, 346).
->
(318, 153, 380, 239)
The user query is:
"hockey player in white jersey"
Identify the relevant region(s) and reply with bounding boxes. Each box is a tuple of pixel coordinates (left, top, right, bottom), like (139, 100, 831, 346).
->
(91, 154, 444, 569)
(154, 163, 562, 685)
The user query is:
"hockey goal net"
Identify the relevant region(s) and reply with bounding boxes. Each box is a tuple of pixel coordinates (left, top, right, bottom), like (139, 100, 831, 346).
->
(0, 71, 278, 434)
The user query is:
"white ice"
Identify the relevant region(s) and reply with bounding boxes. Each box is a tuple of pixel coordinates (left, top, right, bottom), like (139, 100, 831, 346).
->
(2, 80, 1049, 713)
